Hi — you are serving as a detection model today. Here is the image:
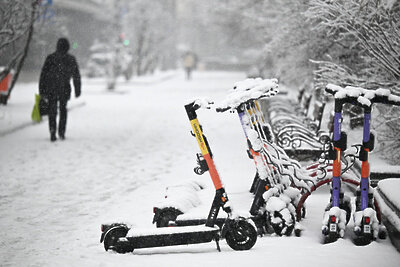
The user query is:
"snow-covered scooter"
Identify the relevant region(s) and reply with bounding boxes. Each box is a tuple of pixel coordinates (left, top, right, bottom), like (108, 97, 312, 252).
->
(152, 78, 312, 237)
(153, 78, 281, 234)
(322, 85, 353, 243)
(327, 85, 398, 245)
(353, 90, 380, 245)
(324, 84, 398, 244)
(100, 100, 257, 253)
(217, 78, 312, 237)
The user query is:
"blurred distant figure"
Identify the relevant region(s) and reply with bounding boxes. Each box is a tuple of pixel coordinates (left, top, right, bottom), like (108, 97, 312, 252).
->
(183, 51, 197, 80)
(39, 38, 81, 142)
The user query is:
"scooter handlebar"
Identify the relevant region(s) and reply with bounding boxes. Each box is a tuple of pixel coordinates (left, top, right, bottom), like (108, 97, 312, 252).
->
(325, 84, 400, 108)
(325, 84, 343, 96)
(216, 106, 230, 113)
(365, 93, 400, 107)
(216, 91, 278, 113)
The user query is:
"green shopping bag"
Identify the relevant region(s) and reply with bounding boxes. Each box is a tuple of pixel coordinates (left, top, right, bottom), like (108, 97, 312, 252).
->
(31, 93, 42, 122)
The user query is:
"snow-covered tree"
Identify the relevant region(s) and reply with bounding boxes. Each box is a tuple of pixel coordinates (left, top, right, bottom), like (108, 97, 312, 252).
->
(0, 0, 40, 104)
(305, 0, 400, 93)
(306, 0, 400, 163)
(124, 0, 176, 77)
(212, 0, 400, 163)
(25, 2, 69, 70)
(103, 0, 176, 89)
(212, 0, 315, 87)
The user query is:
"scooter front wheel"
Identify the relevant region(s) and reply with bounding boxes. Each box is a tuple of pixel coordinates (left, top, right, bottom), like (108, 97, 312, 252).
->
(225, 220, 257, 250)
(271, 210, 295, 236)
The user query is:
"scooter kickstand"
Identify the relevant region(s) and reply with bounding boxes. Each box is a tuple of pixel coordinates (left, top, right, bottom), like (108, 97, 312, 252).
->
(215, 235, 221, 252)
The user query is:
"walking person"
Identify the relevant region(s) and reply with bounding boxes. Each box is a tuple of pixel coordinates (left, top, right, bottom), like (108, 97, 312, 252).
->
(183, 51, 197, 80)
(39, 38, 81, 142)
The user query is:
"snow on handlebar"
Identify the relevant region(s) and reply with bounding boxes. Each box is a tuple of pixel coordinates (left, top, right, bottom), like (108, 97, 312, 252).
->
(188, 98, 214, 110)
(216, 78, 279, 112)
(325, 84, 400, 107)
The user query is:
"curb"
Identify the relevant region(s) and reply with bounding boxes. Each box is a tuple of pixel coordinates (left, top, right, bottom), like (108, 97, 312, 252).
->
(375, 186, 400, 252)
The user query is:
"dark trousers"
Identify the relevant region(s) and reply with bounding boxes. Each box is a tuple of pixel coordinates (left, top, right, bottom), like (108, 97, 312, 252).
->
(48, 98, 68, 136)
(185, 67, 192, 80)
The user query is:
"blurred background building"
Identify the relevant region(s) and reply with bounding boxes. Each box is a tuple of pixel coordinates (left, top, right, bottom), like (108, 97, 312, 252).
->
(21, 0, 257, 75)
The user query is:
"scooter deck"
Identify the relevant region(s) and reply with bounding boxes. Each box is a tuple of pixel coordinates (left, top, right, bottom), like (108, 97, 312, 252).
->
(126, 225, 219, 249)
(174, 218, 226, 228)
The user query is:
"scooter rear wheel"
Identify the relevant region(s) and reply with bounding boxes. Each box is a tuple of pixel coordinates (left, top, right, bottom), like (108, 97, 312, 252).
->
(225, 220, 257, 250)
(103, 225, 131, 253)
(324, 227, 339, 244)
(353, 235, 372, 246)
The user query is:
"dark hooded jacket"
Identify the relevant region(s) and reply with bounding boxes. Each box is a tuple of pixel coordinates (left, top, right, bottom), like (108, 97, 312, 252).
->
(39, 38, 81, 100)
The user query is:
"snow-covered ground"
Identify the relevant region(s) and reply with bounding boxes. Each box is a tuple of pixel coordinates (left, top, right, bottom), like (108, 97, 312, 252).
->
(0, 71, 399, 266)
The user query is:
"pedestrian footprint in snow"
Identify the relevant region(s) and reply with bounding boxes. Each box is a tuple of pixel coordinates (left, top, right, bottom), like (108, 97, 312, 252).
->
(39, 38, 81, 142)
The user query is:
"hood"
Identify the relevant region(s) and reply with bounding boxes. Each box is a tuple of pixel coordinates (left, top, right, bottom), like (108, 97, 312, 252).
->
(56, 38, 70, 54)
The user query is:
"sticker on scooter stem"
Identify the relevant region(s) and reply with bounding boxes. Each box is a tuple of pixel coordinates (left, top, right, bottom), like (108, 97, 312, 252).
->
(191, 119, 209, 155)
(364, 225, 371, 234)
(330, 223, 337, 232)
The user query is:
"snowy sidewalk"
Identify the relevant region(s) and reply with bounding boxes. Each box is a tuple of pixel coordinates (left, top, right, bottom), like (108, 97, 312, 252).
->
(0, 70, 179, 137)
(1, 71, 399, 267)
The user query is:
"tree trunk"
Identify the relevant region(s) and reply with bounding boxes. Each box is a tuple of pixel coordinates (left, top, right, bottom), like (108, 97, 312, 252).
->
(2, 0, 39, 105)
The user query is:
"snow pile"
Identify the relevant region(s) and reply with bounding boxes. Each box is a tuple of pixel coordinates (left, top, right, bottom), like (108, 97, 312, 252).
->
(266, 197, 291, 217)
(374, 179, 400, 232)
(353, 208, 379, 239)
(376, 178, 400, 208)
(375, 192, 400, 232)
(283, 187, 303, 209)
(153, 180, 206, 213)
(267, 189, 304, 236)
(263, 185, 302, 236)
(321, 206, 347, 238)
(217, 78, 279, 111)
(265, 195, 295, 235)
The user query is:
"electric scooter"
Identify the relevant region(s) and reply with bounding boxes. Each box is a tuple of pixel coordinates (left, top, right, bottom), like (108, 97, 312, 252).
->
(153, 78, 313, 237)
(324, 84, 398, 244)
(100, 100, 257, 253)
(341, 86, 395, 245)
(153, 78, 280, 233)
(322, 85, 354, 243)
(238, 100, 316, 237)
(352, 87, 400, 245)
(236, 102, 276, 234)
(217, 79, 315, 236)
(353, 91, 378, 245)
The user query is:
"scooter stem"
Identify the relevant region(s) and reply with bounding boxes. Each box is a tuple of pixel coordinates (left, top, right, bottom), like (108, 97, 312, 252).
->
(331, 101, 344, 207)
(185, 102, 223, 190)
(360, 110, 371, 210)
